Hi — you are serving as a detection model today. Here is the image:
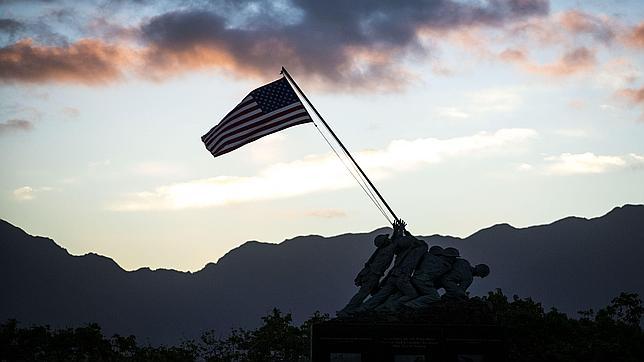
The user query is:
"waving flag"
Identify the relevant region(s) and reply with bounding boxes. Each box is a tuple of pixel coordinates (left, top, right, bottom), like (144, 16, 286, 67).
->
(201, 77, 312, 158)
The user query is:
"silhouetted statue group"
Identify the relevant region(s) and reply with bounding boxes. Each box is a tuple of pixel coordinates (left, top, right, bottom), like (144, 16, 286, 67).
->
(338, 220, 490, 318)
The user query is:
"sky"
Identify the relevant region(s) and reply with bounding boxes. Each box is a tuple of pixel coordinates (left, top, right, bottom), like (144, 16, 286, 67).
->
(1, 0, 643, 272)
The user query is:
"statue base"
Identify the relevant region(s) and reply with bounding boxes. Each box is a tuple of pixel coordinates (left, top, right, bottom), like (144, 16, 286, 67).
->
(311, 300, 505, 362)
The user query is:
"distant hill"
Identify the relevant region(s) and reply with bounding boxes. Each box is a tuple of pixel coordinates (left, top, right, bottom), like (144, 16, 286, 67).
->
(1, 204, 643, 345)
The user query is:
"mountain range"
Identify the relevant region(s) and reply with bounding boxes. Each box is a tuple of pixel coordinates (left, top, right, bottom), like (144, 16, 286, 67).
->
(2, 204, 643, 345)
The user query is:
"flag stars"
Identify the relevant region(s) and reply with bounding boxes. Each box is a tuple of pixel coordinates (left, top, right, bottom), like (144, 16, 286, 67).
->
(251, 77, 300, 113)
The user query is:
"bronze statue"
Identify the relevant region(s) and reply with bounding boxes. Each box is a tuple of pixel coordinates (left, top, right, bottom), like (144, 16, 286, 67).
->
(337, 233, 396, 317)
(338, 220, 491, 316)
(440, 259, 490, 301)
(357, 220, 428, 312)
(403, 246, 455, 309)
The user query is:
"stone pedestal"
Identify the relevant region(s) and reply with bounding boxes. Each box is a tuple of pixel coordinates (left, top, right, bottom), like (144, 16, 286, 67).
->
(311, 301, 505, 362)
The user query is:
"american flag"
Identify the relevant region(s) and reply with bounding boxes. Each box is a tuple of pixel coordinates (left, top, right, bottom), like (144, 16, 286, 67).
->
(201, 77, 313, 158)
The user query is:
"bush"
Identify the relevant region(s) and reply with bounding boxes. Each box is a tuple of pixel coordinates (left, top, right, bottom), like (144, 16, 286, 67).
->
(1, 293, 641, 361)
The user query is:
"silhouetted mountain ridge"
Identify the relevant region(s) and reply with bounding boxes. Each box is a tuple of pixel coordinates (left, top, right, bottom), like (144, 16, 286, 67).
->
(1, 204, 643, 345)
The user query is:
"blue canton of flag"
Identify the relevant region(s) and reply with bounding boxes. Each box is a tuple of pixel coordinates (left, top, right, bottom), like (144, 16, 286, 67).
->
(201, 77, 312, 158)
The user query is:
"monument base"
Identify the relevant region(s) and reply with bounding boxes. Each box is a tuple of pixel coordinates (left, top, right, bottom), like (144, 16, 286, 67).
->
(312, 300, 505, 362)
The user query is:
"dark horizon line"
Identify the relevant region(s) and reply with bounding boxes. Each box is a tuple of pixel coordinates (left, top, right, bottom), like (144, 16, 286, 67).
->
(1, 202, 642, 274)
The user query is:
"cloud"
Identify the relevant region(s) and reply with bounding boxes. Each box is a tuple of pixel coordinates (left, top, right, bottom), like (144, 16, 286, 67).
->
(109, 128, 537, 211)
(0, 1, 548, 88)
(498, 48, 528, 62)
(615, 86, 644, 121)
(305, 209, 347, 219)
(13, 186, 35, 201)
(631, 153, 644, 163)
(85, 16, 141, 42)
(497, 9, 613, 45)
(454, 9, 641, 80)
(558, 10, 616, 43)
(500, 46, 596, 76)
(434, 87, 523, 120)
(2, 3, 640, 89)
(110, 154, 353, 211)
(61, 107, 80, 118)
(0, 103, 43, 121)
(0, 39, 133, 84)
(622, 22, 644, 48)
(567, 99, 586, 109)
(138, 1, 547, 88)
(600, 104, 617, 111)
(12, 186, 53, 201)
(616, 86, 644, 105)
(358, 128, 537, 173)
(0, 18, 24, 36)
(503, 9, 623, 49)
(590, 58, 640, 96)
(544, 152, 644, 175)
(0, 119, 33, 134)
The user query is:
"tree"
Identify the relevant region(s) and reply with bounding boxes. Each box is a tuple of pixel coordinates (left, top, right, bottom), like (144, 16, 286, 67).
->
(483, 290, 644, 362)
(199, 309, 330, 361)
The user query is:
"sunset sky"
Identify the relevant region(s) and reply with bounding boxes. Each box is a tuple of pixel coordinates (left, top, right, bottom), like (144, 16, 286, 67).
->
(1, 0, 643, 272)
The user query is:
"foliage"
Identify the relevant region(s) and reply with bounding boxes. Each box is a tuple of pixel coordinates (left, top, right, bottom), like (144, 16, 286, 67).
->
(193, 308, 329, 362)
(0, 310, 329, 361)
(1, 293, 641, 361)
(483, 290, 644, 362)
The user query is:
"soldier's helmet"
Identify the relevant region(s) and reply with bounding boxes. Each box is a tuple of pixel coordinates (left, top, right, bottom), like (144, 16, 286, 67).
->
(442, 247, 460, 258)
(429, 245, 444, 256)
(474, 264, 490, 278)
(374, 234, 390, 247)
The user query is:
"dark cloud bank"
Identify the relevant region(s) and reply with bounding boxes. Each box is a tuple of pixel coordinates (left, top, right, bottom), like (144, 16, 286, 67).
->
(0, 18, 24, 35)
(0, 0, 549, 87)
(140, 0, 548, 87)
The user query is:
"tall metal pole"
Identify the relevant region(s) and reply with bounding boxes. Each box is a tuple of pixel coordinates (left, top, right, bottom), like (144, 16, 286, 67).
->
(281, 66, 400, 224)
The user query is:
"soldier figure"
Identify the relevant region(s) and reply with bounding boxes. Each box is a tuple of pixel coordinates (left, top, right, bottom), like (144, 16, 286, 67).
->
(358, 220, 428, 312)
(337, 232, 396, 317)
(403, 245, 455, 310)
(340, 218, 492, 316)
(440, 258, 490, 301)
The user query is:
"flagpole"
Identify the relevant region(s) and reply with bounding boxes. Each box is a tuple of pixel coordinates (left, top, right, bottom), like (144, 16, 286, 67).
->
(281, 66, 400, 224)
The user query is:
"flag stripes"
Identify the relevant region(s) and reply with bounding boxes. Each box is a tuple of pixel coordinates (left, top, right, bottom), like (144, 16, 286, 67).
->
(203, 101, 260, 143)
(215, 113, 311, 156)
(206, 103, 306, 151)
(201, 77, 312, 158)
